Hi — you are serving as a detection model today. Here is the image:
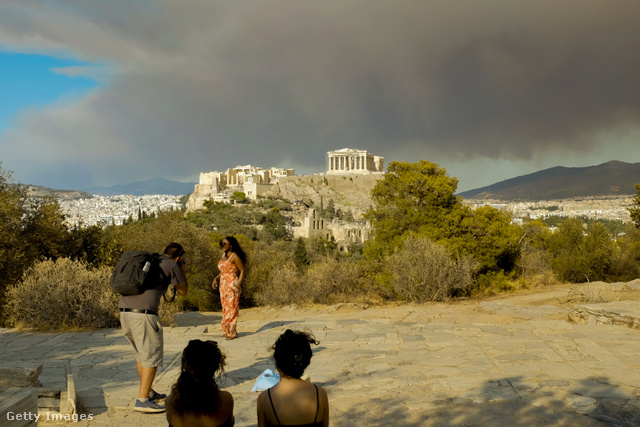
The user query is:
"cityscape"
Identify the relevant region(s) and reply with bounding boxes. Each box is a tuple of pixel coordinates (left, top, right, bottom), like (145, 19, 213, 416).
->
(56, 189, 635, 230)
(59, 194, 183, 228)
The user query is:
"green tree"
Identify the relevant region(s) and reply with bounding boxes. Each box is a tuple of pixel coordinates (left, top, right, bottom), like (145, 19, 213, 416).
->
(549, 218, 588, 282)
(22, 196, 70, 261)
(583, 222, 613, 281)
(259, 207, 288, 241)
(365, 160, 522, 273)
(0, 165, 75, 324)
(231, 191, 247, 203)
(629, 183, 640, 228)
(608, 223, 640, 281)
(444, 205, 521, 275)
(365, 160, 462, 253)
(323, 199, 336, 220)
(0, 166, 27, 304)
(293, 237, 310, 271)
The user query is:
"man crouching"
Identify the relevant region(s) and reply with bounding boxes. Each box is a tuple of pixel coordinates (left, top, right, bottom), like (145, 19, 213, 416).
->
(119, 242, 188, 413)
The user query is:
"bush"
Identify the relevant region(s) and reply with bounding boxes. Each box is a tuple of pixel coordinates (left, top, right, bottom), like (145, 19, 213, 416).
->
(517, 247, 558, 288)
(302, 258, 366, 304)
(243, 240, 381, 306)
(6, 258, 118, 329)
(387, 236, 476, 301)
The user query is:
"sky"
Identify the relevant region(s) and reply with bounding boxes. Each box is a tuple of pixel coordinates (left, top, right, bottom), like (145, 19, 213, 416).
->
(1, 1, 640, 193)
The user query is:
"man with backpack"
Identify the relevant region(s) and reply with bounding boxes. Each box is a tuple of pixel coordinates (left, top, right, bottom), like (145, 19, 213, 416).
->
(117, 242, 188, 413)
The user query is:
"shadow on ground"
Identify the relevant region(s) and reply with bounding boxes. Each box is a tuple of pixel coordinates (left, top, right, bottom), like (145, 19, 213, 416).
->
(334, 376, 640, 426)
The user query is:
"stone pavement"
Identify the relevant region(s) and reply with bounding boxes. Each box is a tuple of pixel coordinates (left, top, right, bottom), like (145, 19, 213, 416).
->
(2, 283, 640, 426)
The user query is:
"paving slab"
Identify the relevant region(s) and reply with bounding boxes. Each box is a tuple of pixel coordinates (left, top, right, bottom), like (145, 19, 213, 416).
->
(1, 290, 640, 426)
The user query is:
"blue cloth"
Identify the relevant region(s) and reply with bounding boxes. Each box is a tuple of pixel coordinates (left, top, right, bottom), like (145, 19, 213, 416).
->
(251, 369, 280, 392)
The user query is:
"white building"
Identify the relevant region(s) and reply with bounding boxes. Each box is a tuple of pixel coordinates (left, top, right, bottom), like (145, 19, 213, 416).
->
(326, 148, 384, 175)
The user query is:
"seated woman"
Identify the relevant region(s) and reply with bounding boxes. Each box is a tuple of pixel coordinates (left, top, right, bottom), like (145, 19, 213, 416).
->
(166, 340, 234, 427)
(257, 330, 329, 427)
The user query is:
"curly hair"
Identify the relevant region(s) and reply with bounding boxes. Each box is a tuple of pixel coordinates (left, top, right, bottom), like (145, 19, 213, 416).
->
(170, 340, 226, 416)
(272, 330, 319, 379)
(220, 236, 247, 264)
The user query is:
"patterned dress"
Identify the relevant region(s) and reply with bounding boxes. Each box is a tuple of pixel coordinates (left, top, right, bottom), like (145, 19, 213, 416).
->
(218, 255, 240, 338)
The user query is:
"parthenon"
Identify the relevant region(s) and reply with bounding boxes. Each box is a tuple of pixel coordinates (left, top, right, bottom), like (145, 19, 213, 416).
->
(326, 148, 384, 174)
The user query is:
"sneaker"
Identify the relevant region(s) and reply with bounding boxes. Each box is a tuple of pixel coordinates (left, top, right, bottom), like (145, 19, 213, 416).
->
(134, 399, 165, 413)
(149, 389, 167, 401)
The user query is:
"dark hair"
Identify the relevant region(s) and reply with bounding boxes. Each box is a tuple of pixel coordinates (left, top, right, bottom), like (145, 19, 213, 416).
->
(170, 340, 226, 416)
(220, 236, 246, 264)
(272, 330, 319, 379)
(164, 242, 185, 259)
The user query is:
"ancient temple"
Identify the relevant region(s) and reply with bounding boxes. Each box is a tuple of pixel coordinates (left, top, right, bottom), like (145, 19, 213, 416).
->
(326, 148, 384, 175)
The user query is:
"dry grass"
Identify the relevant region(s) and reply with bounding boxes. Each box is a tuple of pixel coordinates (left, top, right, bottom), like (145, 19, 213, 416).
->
(561, 285, 617, 305)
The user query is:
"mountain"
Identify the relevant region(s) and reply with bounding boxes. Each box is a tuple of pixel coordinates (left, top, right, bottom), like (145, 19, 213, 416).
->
(19, 185, 91, 200)
(80, 178, 196, 196)
(459, 161, 640, 201)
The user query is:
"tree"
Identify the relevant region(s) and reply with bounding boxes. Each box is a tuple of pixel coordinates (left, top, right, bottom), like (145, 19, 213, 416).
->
(444, 205, 521, 275)
(323, 199, 336, 220)
(293, 237, 310, 271)
(22, 196, 70, 261)
(365, 160, 462, 253)
(549, 218, 588, 282)
(0, 166, 27, 300)
(231, 191, 247, 203)
(259, 207, 288, 241)
(0, 165, 75, 324)
(629, 183, 640, 228)
(583, 222, 613, 281)
(365, 160, 523, 284)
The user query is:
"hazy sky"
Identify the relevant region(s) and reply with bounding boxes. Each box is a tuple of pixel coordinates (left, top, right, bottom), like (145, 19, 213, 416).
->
(1, 1, 640, 192)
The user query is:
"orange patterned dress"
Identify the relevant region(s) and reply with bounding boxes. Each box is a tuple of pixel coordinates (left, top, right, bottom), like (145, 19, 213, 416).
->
(218, 255, 240, 338)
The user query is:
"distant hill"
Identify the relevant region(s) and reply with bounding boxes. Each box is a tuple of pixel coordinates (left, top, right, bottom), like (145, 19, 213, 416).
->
(80, 178, 196, 196)
(19, 185, 91, 200)
(459, 161, 640, 201)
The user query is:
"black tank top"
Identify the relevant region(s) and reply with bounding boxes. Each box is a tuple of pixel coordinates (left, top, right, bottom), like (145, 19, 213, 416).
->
(266, 384, 322, 427)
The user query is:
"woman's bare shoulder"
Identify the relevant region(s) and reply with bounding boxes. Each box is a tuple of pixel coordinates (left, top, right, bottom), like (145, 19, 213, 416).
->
(219, 389, 234, 405)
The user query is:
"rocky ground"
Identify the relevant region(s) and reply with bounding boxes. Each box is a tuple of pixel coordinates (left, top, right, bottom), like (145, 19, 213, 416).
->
(4, 281, 639, 426)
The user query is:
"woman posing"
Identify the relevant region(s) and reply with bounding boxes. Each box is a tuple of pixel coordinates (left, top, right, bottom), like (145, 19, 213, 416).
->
(257, 330, 329, 427)
(165, 339, 234, 427)
(212, 236, 246, 340)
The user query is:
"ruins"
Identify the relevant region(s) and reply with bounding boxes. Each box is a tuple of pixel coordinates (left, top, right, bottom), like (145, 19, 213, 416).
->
(326, 148, 384, 174)
(185, 149, 383, 251)
(186, 165, 295, 211)
(292, 208, 372, 252)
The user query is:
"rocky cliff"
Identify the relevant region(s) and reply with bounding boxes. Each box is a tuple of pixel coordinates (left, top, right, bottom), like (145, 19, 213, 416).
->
(264, 174, 381, 219)
(186, 173, 382, 218)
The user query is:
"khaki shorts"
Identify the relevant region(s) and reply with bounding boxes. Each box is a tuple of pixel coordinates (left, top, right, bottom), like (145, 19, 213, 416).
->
(120, 312, 163, 368)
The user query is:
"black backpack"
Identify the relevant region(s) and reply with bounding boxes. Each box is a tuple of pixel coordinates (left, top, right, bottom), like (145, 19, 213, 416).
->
(110, 251, 162, 296)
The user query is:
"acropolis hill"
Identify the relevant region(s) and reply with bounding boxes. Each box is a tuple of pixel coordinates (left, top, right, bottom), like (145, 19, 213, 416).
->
(186, 148, 385, 218)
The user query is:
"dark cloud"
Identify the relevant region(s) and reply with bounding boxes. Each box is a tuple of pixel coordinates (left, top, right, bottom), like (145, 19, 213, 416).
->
(1, 0, 640, 190)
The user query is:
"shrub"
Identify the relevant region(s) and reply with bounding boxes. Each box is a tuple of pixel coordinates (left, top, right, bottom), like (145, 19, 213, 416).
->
(302, 258, 363, 304)
(517, 247, 558, 287)
(243, 240, 382, 306)
(387, 236, 476, 301)
(6, 258, 118, 329)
